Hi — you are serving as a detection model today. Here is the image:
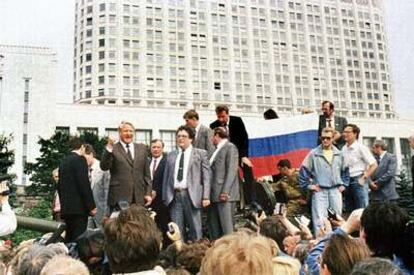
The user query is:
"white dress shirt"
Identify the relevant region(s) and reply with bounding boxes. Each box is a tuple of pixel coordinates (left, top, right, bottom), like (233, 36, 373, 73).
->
(325, 116, 335, 129)
(90, 159, 102, 189)
(0, 200, 17, 237)
(174, 145, 193, 189)
(194, 123, 201, 140)
(209, 139, 228, 165)
(342, 141, 376, 177)
(150, 155, 163, 180)
(119, 140, 134, 160)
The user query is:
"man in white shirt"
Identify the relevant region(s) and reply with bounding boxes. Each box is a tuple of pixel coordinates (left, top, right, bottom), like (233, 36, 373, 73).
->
(0, 177, 17, 237)
(342, 124, 377, 212)
(162, 125, 211, 241)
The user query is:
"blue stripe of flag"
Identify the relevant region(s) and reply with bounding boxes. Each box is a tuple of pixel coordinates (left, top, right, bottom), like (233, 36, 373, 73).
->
(248, 129, 318, 157)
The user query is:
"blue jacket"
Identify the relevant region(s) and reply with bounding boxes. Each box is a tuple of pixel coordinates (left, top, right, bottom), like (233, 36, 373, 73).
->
(299, 145, 349, 190)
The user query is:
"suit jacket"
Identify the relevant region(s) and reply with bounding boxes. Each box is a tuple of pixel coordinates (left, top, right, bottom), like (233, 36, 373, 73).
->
(210, 141, 240, 203)
(194, 124, 215, 157)
(90, 160, 110, 223)
(370, 152, 399, 201)
(58, 152, 95, 217)
(412, 155, 414, 197)
(162, 147, 211, 209)
(210, 115, 249, 158)
(151, 155, 167, 205)
(100, 142, 152, 207)
(318, 115, 348, 148)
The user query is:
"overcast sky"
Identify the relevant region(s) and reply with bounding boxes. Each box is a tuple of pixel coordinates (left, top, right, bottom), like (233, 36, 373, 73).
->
(0, 0, 413, 118)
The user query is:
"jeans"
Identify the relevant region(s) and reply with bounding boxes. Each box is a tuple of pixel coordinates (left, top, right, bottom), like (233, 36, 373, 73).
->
(170, 190, 202, 242)
(311, 187, 342, 235)
(344, 175, 369, 213)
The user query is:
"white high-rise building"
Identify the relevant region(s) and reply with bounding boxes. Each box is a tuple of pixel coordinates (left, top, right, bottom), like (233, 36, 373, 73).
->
(73, 0, 395, 119)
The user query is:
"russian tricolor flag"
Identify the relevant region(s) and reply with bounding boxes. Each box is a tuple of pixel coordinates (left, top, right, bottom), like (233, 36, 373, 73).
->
(244, 114, 319, 178)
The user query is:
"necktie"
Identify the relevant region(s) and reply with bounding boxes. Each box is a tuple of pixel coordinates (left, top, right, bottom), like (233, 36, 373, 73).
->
(89, 168, 93, 185)
(152, 158, 157, 178)
(177, 149, 185, 181)
(126, 144, 133, 161)
(327, 119, 332, 128)
(375, 155, 381, 165)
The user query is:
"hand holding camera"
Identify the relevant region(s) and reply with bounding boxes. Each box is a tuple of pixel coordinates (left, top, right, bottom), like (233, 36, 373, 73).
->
(166, 222, 181, 242)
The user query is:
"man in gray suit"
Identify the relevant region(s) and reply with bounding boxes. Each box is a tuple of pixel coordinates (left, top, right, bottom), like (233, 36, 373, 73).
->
(318, 101, 348, 149)
(162, 125, 211, 241)
(183, 109, 215, 157)
(101, 122, 152, 212)
(370, 140, 399, 202)
(208, 127, 239, 240)
(83, 144, 110, 228)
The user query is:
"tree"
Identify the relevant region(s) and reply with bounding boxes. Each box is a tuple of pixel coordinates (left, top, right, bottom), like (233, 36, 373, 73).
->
(0, 133, 15, 176)
(25, 131, 107, 199)
(396, 170, 414, 219)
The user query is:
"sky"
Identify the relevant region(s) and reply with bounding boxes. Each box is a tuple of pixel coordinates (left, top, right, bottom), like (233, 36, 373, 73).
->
(0, 0, 413, 118)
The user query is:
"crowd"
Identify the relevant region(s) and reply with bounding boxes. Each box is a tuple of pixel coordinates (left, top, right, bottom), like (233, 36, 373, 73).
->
(0, 101, 413, 275)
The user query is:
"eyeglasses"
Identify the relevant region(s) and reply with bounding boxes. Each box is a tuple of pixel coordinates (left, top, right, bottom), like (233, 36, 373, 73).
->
(177, 134, 189, 138)
(321, 136, 332, 141)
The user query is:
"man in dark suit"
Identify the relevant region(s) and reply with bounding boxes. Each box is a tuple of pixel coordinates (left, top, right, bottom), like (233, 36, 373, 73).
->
(210, 105, 257, 206)
(162, 125, 211, 241)
(183, 109, 215, 157)
(318, 101, 348, 149)
(208, 127, 239, 239)
(149, 138, 170, 245)
(370, 140, 399, 202)
(58, 138, 96, 242)
(101, 122, 152, 212)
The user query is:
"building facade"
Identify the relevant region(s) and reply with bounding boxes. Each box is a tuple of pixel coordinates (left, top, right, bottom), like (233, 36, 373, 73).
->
(73, 0, 394, 119)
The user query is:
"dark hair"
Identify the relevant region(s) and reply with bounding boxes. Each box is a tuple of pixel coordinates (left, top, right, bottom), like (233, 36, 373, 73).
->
(213, 127, 229, 139)
(373, 140, 387, 150)
(277, 159, 291, 169)
(322, 100, 334, 110)
(322, 234, 370, 275)
(176, 243, 209, 274)
(350, 257, 403, 275)
(83, 144, 96, 157)
(76, 229, 105, 264)
(104, 205, 162, 273)
(176, 125, 195, 140)
(344, 123, 360, 139)
(361, 202, 413, 269)
(150, 139, 165, 148)
(69, 137, 84, 150)
(215, 104, 229, 114)
(183, 109, 199, 120)
(263, 109, 279, 120)
(259, 216, 288, 253)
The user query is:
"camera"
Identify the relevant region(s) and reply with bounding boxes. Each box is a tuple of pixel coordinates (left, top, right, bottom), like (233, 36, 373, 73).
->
(327, 207, 338, 221)
(274, 203, 286, 215)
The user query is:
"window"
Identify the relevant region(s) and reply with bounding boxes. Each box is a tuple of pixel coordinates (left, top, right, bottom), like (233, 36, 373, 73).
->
(160, 130, 177, 152)
(135, 130, 152, 145)
(55, 126, 70, 135)
(77, 127, 98, 135)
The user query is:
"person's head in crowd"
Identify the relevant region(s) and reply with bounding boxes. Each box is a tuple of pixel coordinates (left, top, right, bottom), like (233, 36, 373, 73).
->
(176, 243, 209, 274)
(6, 239, 35, 274)
(263, 108, 279, 120)
(104, 204, 162, 274)
(176, 125, 195, 151)
(272, 256, 301, 275)
(18, 245, 66, 275)
(259, 216, 288, 253)
(83, 143, 96, 168)
(343, 123, 360, 143)
(212, 127, 229, 146)
(320, 127, 335, 150)
(350, 257, 403, 275)
(76, 229, 105, 267)
(51, 168, 59, 184)
(183, 109, 200, 129)
(150, 139, 164, 158)
(200, 232, 274, 275)
(293, 240, 311, 265)
(282, 236, 299, 256)
(118, 121, 135, 144)
(277, 159, 294, 177)
(68, 137, 85, 154)
(321, 234, 370, 275)
(165, 267, 191, 275)
(360, 202, 414, 270)
(215, 105, 230, 126)
(321, 101, 335, 118)
(40, 255, 89, 275)
(372, 140, 387, 156)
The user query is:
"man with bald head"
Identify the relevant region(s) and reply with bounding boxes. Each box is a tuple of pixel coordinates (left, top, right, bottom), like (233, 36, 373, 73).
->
(101, 121, 152, 213)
